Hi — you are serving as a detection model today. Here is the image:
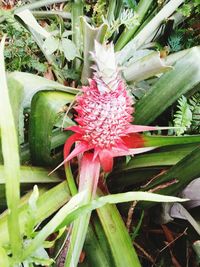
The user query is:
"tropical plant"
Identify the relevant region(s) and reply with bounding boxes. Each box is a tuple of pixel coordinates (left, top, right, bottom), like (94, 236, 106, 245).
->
(0, 0, 200, 266)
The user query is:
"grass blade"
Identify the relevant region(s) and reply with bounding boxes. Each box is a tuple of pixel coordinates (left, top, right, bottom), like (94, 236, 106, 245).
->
(0, 36, 22, 261)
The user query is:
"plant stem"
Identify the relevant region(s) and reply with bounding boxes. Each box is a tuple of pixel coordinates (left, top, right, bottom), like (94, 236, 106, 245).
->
(0, 37, 22, 262)
(64, 153, 100, 267)
(115, 0, 154, 51)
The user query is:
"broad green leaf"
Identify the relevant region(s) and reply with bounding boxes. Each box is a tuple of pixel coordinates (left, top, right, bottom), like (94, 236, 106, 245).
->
(115, 143, 199, 172)
(0, 36, 22, 260)
(0, 165, 61, 209)
(43, 36, 59, 55)
(0, 165, 61, 184)
(122, 51, 172, 82)
(135, 47, 200, 124)
(9, 72, 78, 108)
(96, 198, 141, 267)
(6, 72, 77, 145)
(61, 38, 77, 61)
(82, 219, 115, 267)
(15, 9, 50, 38)
(29, 91, 74, 166)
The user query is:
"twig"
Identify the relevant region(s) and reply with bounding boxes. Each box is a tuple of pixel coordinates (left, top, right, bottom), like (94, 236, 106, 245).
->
(159, 227, 187, 253)
(126, 200, 137, 232)
(141, 169, 167, 188)
(148, 179, 178, 193)
(133, 240, 154, 263)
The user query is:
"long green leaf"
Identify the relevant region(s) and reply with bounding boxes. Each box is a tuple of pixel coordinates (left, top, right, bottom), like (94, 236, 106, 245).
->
(15, 9, 51, 38)
(15, 0, 69, 12)
(122, 51, 172, 82)
(116, 143, 199, 171)
(140, 146, 200, 208)
(135, 47, 200, 124)
(83, 216, 115, 267)
(0, 37, 22, 261)
(109, 143, 200, 192)
(0, 165, 61, 184)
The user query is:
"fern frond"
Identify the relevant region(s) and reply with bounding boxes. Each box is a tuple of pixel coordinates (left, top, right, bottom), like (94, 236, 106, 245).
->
(168, 33, 182, 52)
(189, 93, 200, 133)
(173, 95, 192, 135)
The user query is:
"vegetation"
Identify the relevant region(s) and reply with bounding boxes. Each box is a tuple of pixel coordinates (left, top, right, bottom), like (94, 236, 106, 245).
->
(0, 0, 200, 266)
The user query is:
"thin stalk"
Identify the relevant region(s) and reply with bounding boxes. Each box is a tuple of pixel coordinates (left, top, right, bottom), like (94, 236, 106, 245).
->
(0, 37, 22, 261)
(115, 0, 154, 51)
(71, 0, 84, 70)
(15, 0, 69, 13)
(64, 153, 100, 267)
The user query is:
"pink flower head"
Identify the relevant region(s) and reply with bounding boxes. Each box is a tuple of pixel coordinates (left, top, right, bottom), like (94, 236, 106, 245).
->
(61, 42, 158, 172)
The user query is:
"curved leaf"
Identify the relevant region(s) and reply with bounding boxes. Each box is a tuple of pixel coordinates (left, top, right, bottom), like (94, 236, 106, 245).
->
(29, 91, 75, 166)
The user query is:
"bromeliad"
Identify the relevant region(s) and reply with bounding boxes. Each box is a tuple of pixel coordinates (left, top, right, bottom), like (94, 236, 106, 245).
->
(61, 41, 161, 174)
(56, 41, 169, 267)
